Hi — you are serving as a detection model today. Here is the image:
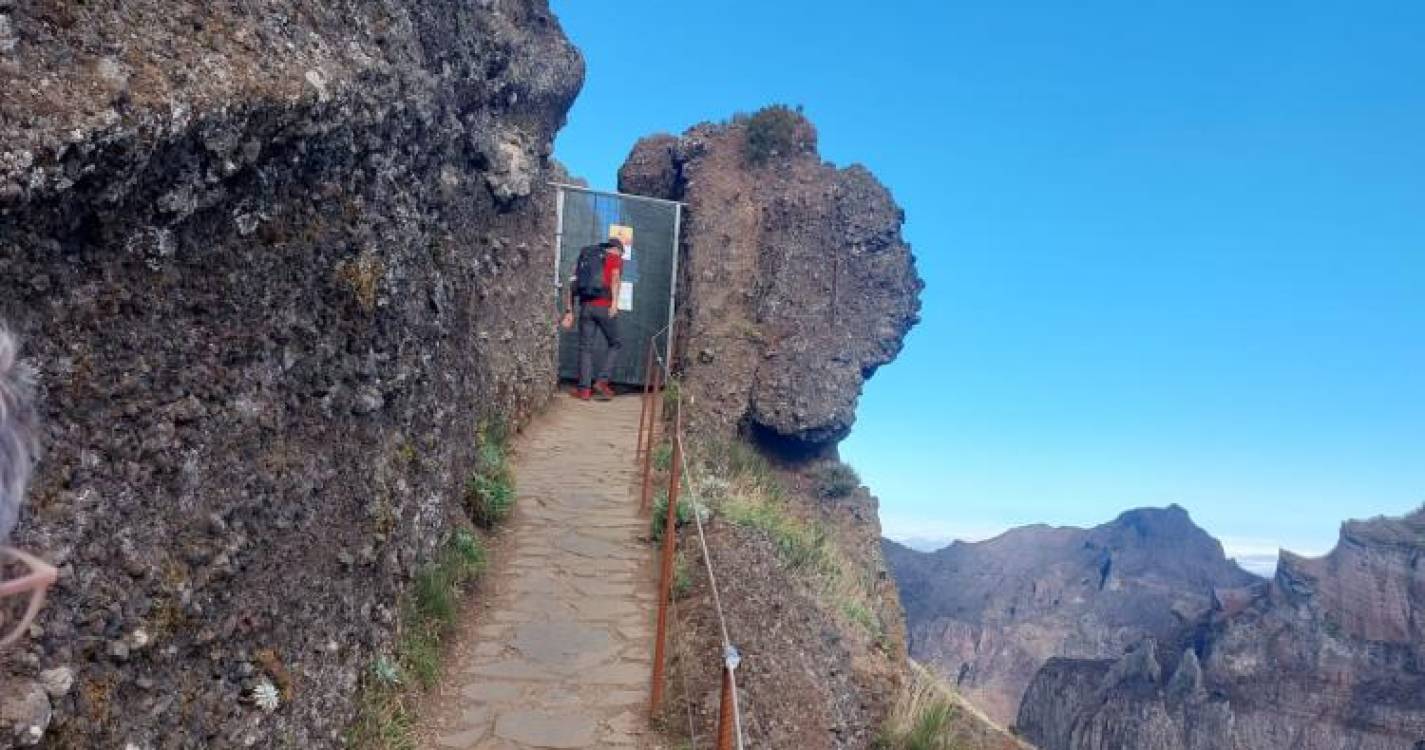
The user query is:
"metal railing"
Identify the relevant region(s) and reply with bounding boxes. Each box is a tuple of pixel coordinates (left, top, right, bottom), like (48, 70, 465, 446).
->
(636, 326, 745, 750)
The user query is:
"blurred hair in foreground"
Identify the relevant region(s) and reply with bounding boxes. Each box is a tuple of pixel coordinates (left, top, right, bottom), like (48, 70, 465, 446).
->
(0, 326, 37, 544)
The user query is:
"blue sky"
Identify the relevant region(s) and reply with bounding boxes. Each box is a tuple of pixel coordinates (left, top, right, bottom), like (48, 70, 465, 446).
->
(549, 0, 1425, 567)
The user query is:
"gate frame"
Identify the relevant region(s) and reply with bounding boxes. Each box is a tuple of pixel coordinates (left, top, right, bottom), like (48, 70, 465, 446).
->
(551, 182, 683, 381)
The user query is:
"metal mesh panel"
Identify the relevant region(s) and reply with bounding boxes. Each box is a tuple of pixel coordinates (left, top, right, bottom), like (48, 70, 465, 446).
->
(556, 185, 680, 386)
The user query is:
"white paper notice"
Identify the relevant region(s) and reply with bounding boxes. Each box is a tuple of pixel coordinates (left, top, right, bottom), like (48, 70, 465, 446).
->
(618, 282, 634, 311)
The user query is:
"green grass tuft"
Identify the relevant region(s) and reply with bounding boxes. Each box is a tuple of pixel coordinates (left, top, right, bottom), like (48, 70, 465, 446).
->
(650, 489, 696, 542)
(721, 494, 833, 575)
(662, 377, 682, 417)
(743, 104, 816, 165)
(464, 428, 515, 528)
(346, 677, 417, 750)
(465, 472, 514, 527)
(672, 550, 693, 599)
(653, 441, 673, 473)
(348, 530, 488, 747)
(873, 661, 1021, 750)
(816, 461, 861, 499)
(698, 439, 884, 640)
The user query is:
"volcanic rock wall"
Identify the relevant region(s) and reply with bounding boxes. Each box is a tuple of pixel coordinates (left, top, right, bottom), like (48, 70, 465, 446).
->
(619, 111, 922, 748)
(619, 115, 922, 450)
(0, 1, 579, 746)
(1017, 507, 1425, 750)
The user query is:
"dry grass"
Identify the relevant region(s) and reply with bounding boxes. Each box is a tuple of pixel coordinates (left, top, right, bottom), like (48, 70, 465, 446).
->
(335, 252, 384, 311)
(876, 661, 1028, 750)
(693, 440, 885, 642)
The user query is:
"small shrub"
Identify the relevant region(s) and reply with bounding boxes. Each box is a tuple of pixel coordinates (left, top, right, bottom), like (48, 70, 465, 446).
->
(350, 530, 489, 747)
(412, 567, 457, 627)
(446, 528, 487, 578)
(650, 489, 696, 542)
(816, 461, 861, 499)
(478, 442, 505, 476)
(672, 551, 693, 599)
(902, 702, 959, 750)
(346, 675, 416, 750)
(401, 531, 487, 688)
(371, 656, 401, 686)
(840, 598, 886, 644)
(700, 439, 780, 500)
(723, 497, 832, 575)
(479, 417, 510, 453)
(465, 472, 514, 528)
(465, 430, 515, 528)
(398, 623, 442, 689)
(662, 377, 681, 417)
(743, 104, 816, 165)
(876, 662, 985, 750)
(653, 441, 673, 472)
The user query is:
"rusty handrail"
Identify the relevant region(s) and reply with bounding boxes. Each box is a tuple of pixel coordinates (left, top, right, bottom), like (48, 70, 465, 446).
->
(638, 325, 746, 750)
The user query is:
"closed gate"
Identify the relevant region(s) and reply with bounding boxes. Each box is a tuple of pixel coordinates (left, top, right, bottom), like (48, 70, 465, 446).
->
(554, 184, 682, 387)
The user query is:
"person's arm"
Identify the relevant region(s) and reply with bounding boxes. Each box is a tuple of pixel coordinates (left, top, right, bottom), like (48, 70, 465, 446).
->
(560, 276, 576, 329)
(607, 267, 622, 317)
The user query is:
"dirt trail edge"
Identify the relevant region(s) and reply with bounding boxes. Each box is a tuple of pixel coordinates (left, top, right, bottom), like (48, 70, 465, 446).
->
(420, 395, 658, 749)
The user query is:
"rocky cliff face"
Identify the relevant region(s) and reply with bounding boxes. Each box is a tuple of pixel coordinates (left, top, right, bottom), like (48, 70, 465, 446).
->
(887, 505, 1257, 725)
(1018, 507, 1425, 750)
(0, 1, 579, 746)
(619, 113, 922, 450)
(618, 111, 921, 748)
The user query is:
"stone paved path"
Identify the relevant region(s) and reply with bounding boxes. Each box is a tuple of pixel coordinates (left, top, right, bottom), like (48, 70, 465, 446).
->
(420, 395, 657, 749)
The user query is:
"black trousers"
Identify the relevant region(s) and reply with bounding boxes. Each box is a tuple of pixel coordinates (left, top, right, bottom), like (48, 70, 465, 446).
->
(578, 305, 622, 388)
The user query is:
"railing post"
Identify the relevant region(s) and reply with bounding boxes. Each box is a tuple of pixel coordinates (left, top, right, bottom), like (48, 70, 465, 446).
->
(649, 411, 683, 719)
(651, 357, 665, 443)
(715, 660, 737, 750)
(636, 339, 654, 460)
(639, 362, 662, 514)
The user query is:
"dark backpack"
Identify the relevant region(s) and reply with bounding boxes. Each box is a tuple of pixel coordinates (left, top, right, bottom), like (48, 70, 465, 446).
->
(574, 244, 608, 301)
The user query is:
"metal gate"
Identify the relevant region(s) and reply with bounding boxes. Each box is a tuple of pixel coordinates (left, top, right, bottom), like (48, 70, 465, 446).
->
(554, 184, 682, 387)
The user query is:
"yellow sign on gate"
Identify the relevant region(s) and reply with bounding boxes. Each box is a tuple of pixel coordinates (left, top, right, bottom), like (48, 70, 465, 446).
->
(609, 224, 635, 311)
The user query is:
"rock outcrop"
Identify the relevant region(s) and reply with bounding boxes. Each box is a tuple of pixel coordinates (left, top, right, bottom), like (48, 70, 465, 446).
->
(618, 110, 919, 748)
(0, 1, 579, 746)
(618, 111, 923, 450)
(886, 505, 1257, 724)
(1017, 506, 1425, 750)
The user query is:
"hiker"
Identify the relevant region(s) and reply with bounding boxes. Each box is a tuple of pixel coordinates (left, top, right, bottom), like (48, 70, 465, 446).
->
(0, 325, 56, 647)
(561, 238, 625, 401)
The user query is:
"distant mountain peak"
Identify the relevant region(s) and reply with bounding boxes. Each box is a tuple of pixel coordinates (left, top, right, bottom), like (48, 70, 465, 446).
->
(1108, 504, 1197, 534)
(1017, 504, 1425, 750)
(885, 505, 1254, 725)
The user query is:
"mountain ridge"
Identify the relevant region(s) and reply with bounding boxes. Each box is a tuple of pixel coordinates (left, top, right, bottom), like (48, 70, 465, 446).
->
(1017, 504, 1425, 750)
(887, 504, 1257, 725)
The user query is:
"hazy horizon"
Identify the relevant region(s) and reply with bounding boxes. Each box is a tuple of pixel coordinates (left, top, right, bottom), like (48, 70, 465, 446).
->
(878, 503, 1319, 578)
(551, 0, 1424, 563)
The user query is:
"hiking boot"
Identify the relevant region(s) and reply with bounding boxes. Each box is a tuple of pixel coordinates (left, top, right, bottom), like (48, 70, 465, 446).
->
(570, 387, 592, 401)
(592, 380, 615, 401)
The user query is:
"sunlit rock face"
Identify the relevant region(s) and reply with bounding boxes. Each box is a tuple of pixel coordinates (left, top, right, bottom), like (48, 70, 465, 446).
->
(1018, 507, 1425, 750)
(0, 1, 581, 745)
(886, 505, 1256, 725)
(619, 114, 923, 452)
